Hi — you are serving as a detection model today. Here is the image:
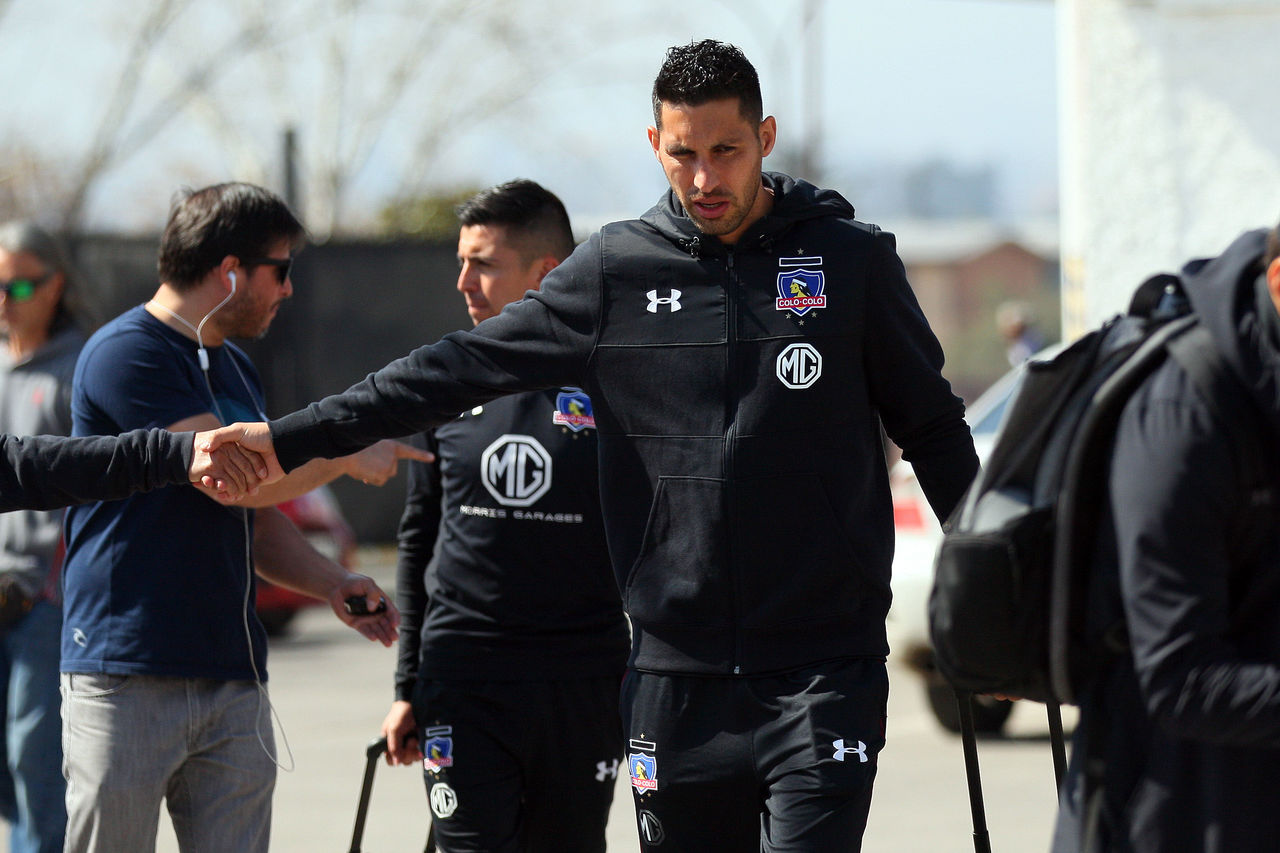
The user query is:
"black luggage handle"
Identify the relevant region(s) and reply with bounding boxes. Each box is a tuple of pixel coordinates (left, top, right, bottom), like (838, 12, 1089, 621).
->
(349, 736, 388, 853)
(349, 735, 436, 853)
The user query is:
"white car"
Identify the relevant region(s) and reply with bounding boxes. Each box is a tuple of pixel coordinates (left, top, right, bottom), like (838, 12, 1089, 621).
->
(886, 356, 1043, 733)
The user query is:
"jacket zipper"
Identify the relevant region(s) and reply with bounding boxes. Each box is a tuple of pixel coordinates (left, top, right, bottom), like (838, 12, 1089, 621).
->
(724, 248, 744, 675)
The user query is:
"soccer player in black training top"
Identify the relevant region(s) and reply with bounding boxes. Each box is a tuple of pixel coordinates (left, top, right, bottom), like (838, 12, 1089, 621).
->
(212, 42, 978, 852)
(379, 181, 627, 853)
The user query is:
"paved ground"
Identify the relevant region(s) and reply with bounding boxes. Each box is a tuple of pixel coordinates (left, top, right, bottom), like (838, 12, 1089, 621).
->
(3, 546, 1071, 851)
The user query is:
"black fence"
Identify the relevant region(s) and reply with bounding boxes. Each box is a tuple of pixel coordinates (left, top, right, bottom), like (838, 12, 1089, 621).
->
(67, 234, 471, 542)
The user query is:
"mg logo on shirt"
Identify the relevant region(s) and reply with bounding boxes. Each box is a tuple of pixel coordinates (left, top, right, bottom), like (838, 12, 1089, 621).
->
(481, 434, 553, 507)
(776, 342, 823, 389)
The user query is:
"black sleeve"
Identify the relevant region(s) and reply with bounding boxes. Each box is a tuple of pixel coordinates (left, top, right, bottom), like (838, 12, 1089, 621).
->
(270, 236, 604, 472)
(0, 429, 193, 512)
(1112, 388, 1280, 746)
(862, 231, 978, 520)
(393, 431, 443, 702)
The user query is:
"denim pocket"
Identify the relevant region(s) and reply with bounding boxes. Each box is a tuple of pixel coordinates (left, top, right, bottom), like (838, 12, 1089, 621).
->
(65, 672, 130, 698)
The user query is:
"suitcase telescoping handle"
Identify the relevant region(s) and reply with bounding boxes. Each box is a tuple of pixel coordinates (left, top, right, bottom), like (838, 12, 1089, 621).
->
(348, 735, 436, 853)
(349, 736, 389, 853)
(955, 691, 994, 853)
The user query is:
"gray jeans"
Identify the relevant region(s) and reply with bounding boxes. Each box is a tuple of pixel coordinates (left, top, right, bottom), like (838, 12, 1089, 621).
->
(60, 674, 275, 853)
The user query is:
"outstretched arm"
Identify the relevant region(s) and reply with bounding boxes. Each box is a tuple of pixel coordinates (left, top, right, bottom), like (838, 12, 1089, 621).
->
(208, 242, 605, 473)
(1, 429, 256, 511)
(192, 420, 430, 506)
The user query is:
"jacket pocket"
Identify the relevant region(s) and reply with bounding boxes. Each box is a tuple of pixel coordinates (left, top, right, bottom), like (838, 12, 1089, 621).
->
(624, 477, 731, 628)
(735, 472, 870, 626)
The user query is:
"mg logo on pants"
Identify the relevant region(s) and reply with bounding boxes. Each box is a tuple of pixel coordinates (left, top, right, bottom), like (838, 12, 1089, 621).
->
(776, 342, 823, 389)
(481, 434, 553, 506)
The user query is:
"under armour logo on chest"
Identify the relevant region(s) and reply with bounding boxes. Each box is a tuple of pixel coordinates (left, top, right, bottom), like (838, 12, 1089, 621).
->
(646, 289, 682, 313)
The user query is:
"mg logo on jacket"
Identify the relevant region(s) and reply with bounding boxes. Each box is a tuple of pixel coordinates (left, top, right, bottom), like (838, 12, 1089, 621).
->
(481, 434, 552, 506)
(776, 342, 823, 389)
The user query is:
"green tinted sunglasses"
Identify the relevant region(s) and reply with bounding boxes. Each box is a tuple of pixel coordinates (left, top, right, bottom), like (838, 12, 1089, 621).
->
(0, 273, 51, 302)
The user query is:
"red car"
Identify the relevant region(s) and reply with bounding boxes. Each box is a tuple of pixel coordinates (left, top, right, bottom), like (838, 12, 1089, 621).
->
(256, 486, 358, 636)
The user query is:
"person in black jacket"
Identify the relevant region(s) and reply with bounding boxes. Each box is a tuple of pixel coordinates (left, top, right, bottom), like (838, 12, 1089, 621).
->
(378, 181, 628, 853)
(1052, 220, 1280, 853)
(209, 40, 978, 852)
(0, 428, 269, 512)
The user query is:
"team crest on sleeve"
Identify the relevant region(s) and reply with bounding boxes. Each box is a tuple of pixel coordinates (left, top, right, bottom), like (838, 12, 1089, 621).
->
(423, 726, 455, 774)
(552, 388, 596, 432)
(776, 256, 827, 316)
(628, 739, 658, 794)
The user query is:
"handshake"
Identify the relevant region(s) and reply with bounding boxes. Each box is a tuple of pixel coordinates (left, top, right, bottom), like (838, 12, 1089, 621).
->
(190, 422, 431, 500)
(189, 423, 284, 500)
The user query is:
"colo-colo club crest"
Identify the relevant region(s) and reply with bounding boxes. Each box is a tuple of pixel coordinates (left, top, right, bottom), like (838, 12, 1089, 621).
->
(628, 739, 658, 795)
(552, 388, 596, 432)
(776, 256, 826, 317)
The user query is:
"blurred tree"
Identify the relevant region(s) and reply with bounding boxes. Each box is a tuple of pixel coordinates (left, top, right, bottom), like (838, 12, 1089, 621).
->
(375, 187, 482, 241)
(0, 141, 73, 226)
(0, 0, 600, 235)
(56, 0, 292, 230)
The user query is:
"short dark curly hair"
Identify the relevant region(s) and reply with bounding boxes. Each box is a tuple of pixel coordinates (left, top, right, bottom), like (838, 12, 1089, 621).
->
(1268, 216, 1280, 268)
(651, 39, 762, 130)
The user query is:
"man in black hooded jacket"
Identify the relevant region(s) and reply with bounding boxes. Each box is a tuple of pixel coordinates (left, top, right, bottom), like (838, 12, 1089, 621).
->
(1052, 219, 1280, 853)
(208, 40, 978, 851)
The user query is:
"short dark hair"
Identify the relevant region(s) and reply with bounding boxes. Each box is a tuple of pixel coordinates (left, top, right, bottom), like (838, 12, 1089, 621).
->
(1268, 216, 1280, 267)
(455, 180, 574, 263)
(651, 39, 762, 129)
(158, 183, 305, 290)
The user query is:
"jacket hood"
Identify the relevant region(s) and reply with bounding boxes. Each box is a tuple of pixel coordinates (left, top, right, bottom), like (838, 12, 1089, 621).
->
(1180, 228, 1280, 433)
(638, 171, 855, 255)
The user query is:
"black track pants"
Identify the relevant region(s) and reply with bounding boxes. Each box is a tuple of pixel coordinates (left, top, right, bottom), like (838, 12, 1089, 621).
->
(621, 658, 888, 852)
(413, 676, 623, 853)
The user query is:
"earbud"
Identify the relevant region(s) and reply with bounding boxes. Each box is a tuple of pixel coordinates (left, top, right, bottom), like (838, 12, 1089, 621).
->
(228, 271, 237, 293)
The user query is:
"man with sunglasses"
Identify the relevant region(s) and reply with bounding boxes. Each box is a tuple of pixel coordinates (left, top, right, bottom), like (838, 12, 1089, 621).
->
(60, 183, 420, 853)
(0, 221, 91, 853)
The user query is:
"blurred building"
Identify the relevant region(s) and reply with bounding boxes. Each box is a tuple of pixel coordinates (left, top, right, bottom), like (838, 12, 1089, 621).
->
(1060, 0, 1280, 335)
(893, 218, 1060, 402)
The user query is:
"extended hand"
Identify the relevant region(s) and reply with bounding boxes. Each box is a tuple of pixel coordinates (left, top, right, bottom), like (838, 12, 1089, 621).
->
(189, 430, 269, 499)
(200, 422, 285, 486)
(343, 439, 434, 486)
(328, 573, 400, 646)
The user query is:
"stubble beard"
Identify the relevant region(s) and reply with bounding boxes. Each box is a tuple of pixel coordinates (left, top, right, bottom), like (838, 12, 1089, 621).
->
(681, 181, 757, 240)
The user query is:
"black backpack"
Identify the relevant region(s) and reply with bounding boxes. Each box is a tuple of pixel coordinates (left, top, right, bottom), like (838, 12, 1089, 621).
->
(928, 273, 1272, 707)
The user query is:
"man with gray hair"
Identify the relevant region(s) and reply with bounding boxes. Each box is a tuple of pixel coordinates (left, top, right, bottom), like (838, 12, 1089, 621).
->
(0, 221, 90, 853)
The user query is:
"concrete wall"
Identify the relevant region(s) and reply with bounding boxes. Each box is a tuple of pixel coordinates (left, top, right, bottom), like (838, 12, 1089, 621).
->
(1059, 0, 1280, 336)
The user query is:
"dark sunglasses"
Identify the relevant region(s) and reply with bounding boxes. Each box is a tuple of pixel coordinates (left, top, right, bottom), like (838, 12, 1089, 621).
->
(241, 256, 293, 284)
(0, 273, 52, 302)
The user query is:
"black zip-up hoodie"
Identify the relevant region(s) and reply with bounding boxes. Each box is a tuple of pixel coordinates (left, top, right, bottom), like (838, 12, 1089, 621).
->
(1054, 229, 1280, 853)
(271, 173, 978, 676)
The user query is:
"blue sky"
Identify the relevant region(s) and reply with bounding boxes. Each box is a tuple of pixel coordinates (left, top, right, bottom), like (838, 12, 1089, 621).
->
(0, 0, 1058, 231)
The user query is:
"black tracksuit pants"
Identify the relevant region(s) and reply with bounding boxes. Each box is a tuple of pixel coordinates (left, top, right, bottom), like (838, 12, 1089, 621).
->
(621, 658, 888, 852)
(413, 676, 623, 853)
